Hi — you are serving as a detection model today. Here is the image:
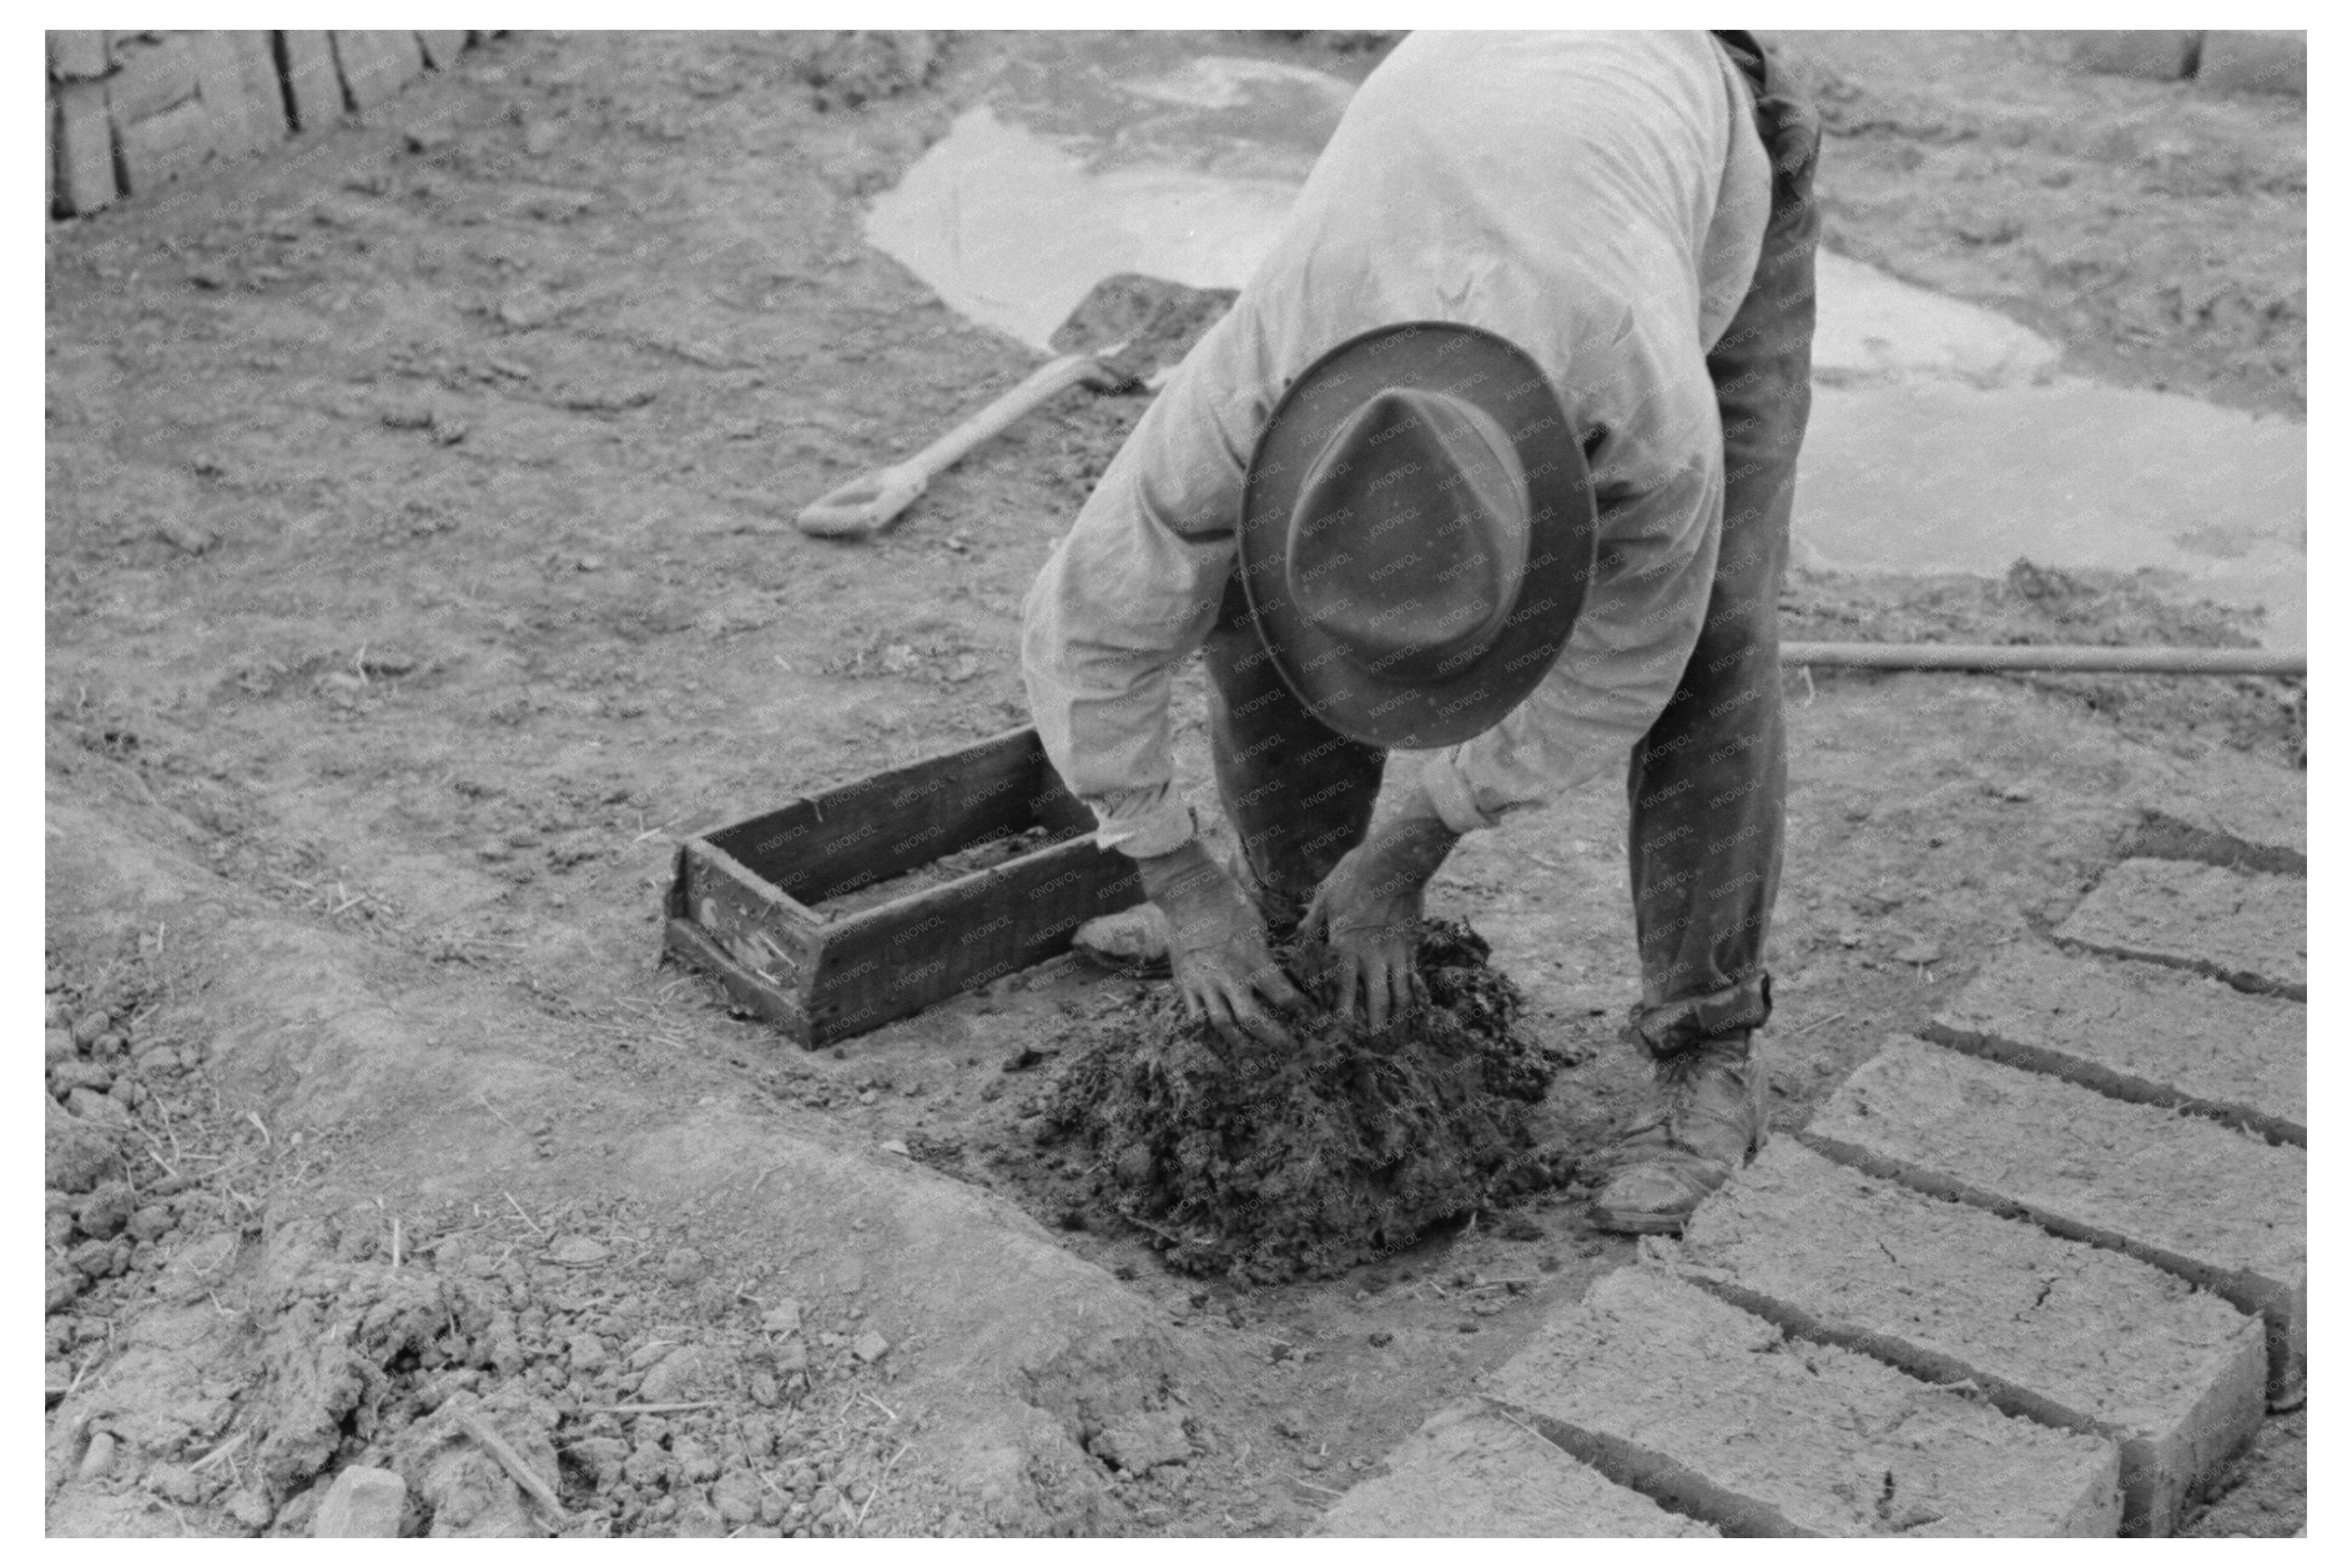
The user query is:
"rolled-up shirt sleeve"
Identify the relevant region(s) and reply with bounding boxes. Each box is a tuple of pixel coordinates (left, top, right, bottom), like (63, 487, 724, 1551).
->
(1418, 421, 1723, 830)
(1021, 306, 1273, 856)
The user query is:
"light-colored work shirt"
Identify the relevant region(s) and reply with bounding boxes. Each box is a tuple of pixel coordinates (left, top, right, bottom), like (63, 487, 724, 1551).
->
(1022, 30, 1773, 856)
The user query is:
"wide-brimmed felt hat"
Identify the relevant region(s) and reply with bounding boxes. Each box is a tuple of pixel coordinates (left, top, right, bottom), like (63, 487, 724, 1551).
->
(1237, 322, 1598, 751)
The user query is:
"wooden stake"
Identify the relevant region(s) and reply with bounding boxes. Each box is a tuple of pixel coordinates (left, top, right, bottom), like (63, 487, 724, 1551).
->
(504, 1192, 545, 1236)
(854, 1441, 912, 1535)
(450, 1407, 571, 1527)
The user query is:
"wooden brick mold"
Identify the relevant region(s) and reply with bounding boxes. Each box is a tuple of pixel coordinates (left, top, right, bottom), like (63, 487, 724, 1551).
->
(665, 728, 1145, 1046)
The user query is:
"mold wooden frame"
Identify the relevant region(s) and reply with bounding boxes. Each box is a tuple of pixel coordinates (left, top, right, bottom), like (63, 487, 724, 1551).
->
(665, 727, 1144, 1046)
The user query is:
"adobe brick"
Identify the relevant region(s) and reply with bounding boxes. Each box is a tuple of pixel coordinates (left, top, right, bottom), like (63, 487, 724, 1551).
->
(1804, 1039, 2305, 1410)
(1681, 1139, 2264, 1535)
(2055, 858, 2304, 1001)
(1316, 1399, 1716, 1537)
(1487, 1267, 2121, 1536)
(1927, 940, 2303, 1144)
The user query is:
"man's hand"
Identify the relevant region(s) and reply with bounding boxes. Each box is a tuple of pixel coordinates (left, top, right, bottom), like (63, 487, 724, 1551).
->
(1133, 840, 1307, 1049)
(1302, 784, 1463, 1031)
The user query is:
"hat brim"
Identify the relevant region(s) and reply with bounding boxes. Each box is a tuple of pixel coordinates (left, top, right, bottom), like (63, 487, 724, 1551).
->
(1238, 322, 1598, 752)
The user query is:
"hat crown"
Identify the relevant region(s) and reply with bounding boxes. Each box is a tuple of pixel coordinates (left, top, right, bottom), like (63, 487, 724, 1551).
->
(1236, 321, 1594, 752)
(1283, 387, 1532, 684)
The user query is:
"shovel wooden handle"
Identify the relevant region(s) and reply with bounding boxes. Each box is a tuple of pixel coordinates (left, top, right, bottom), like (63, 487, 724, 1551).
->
(1781, 642, 2304, 676)
(791, 462, 930, 541)
(795, 346, 1127, 541)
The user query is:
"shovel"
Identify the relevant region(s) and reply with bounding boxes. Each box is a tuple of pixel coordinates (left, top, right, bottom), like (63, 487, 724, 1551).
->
(792, 272, 1242, 543)
(794, 342, 1131, 541)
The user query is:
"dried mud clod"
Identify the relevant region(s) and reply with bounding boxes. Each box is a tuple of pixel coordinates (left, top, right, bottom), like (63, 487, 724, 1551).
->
(796, 32, 947, 113)
(1043, 920, 1569, 1284)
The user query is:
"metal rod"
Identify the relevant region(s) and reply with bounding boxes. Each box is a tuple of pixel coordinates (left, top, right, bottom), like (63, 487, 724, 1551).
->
(1780, 642, 2303, 677)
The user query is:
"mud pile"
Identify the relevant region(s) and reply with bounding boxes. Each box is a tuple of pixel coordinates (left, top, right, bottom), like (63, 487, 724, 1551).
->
(1045, 921, 1564, 1284)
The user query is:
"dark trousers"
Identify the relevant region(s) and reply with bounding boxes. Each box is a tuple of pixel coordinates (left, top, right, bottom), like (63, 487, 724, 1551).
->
(1202, 41, 1821, 1059)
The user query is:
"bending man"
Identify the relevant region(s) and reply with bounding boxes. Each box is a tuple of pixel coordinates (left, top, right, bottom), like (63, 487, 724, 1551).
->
(1021, 30, 1819, 1234)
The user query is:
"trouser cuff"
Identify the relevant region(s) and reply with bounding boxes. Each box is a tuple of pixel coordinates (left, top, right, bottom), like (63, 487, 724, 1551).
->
(1625, 975, 1773, 1059)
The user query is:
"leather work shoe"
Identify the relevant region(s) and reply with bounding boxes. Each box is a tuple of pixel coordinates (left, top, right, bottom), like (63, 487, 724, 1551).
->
(1071, 903, 1174, 977)
(1588, 1034, 1768, 1235)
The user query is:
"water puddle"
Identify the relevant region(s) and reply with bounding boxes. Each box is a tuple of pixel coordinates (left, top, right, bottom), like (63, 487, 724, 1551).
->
(865, 43, 1352, 350)
(1812, 251, 2060, 384)
(865, 35, 2305, 645)
(864, 103, 1307, 351)
(1797, 379, 2306, 648)
(1799, 252, 2304, 645)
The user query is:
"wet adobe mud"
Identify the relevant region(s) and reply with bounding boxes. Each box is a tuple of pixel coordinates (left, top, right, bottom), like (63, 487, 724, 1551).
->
(1045, 920, 1572, 1284)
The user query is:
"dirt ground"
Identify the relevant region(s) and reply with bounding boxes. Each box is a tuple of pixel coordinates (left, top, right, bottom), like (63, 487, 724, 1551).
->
(1774, 29, 2306, 418)
(42, 30, 2305, 1537)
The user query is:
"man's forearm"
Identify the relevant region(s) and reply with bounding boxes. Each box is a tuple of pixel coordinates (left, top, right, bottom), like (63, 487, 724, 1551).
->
(1133, 836, 1224, 910)
(1020, 301, 1261, 856)
(1363, 780, 1464, 892)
